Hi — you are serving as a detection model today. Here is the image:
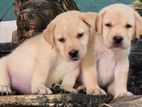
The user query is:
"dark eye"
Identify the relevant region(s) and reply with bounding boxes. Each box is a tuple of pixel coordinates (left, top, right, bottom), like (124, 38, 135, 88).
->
(125, 24, 132, 28)
(77, 33, 84, 39)
(58, 37, 65, 43)
(105, 23, 112, 27)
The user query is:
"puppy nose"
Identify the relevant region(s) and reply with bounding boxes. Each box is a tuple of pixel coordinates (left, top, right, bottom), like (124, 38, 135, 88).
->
(113, 36, 123, 44)
(69, 50, 79, 58)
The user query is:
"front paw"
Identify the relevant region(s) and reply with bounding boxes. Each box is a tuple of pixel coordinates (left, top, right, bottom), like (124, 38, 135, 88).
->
(0, 85, 12, 95)
(31, 85, 52, 94)
(50, 83, 64, 94)
(62, 86, 78, 94)
(86, 87, 106, 95)
(114, 91, 133, 98)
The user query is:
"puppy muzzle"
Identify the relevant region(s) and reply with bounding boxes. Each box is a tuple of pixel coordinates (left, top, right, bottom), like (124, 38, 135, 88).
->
(68, 50, 80, 61)
(112, 36, 124, 48)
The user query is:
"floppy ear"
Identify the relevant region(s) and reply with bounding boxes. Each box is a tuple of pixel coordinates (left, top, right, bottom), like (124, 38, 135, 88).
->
(96, 10, 106, 34)
(43, 22, 56, 47)
(135, 12, 142, 39)
(79, 12, 98, 30)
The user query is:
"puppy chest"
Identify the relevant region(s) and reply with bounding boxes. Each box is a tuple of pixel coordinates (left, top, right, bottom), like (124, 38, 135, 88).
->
(46, 60, 78, 86)
(97, 51, 116, 86)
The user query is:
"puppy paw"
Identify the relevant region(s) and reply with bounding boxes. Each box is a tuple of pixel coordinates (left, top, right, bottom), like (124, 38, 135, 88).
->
(62, 86, 78, 94)
(0, 85, 12, 95)
(50, 83, 64, 94)
(77, 85, 86, 94)
(114, 91, 133, 98)
(86, 87, 106, 95)
(77, 85, 85, 91)
(31, 86, 52, 94)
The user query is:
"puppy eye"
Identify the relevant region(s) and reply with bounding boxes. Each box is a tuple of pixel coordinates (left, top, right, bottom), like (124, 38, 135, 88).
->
(58, 37, 65, 43)
(105, 23, 112, 27)
(125, 24, 132, 28)
(77, 33, 84, 39)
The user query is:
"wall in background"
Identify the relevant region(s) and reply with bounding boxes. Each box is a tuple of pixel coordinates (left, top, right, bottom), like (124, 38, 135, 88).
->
(0, 0, 132, 21)
(76, 0, 132, 12)
(0, 0, 15, 21)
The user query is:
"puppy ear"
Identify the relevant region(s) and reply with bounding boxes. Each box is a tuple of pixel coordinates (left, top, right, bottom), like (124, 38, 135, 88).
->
(135, 12, 142, 39)
(43, 22, 56, 47)
(96, 10, 106, 34)
(79, 12, 98, 29)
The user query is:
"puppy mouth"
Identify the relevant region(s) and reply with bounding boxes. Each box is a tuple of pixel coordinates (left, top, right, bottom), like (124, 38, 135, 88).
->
(111, 44, 127, 49)
(66, 56, 80, 62)
(70, 57, 80, 61)
(72, 58, 80, 61)
(113, 44, 122, 48)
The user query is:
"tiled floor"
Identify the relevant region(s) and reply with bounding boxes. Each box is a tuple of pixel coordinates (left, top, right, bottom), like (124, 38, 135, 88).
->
(0, 20, 17, 43)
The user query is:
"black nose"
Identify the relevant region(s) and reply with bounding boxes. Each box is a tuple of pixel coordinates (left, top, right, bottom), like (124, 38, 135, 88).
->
(69, 50, 79, 58)
(113, 36, 123, 44)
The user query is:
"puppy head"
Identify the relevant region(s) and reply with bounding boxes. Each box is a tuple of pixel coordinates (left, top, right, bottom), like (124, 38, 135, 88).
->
(96, 3, 142, 49)
(44, 11, 97, 61)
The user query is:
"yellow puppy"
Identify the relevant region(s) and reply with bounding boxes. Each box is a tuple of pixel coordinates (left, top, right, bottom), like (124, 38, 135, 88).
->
(79, 4, 142, 96)
(94, 3, 142, 98)
(0, 11, 97, 94)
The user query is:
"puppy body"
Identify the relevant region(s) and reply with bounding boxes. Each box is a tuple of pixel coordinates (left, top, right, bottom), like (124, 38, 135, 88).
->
(95, 34, 115, 86)
(94, 3, 142, 97)
(0, 11, 97, 94)
(95, 34, 130, 90)
(0, 35, 79, 94)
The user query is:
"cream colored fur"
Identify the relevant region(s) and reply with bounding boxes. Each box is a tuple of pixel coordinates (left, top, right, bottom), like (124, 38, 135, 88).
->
(0, 11, 97, 94)
(94, 3, 142, 98)
(79, 3, 142, 98)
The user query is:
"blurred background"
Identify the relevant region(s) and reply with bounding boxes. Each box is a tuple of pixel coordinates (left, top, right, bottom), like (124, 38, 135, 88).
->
(0, 0, 132, 21)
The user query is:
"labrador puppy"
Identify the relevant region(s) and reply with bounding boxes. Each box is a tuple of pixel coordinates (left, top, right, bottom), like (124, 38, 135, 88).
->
(93, 3, 142, 98)
(0, 11, 97, 95)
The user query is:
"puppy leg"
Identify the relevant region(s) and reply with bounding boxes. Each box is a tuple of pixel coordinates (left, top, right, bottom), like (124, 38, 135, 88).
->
(108, 60, 132, 98)
(61, 67, 80, 94)
(0, 57, 12, 95)
(82, 65, 106, 95)
(31, 56, 52, 94)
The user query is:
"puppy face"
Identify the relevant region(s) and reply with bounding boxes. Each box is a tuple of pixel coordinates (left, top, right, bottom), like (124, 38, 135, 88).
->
(96, 4, 142, 49)
(44, 11, 97, 61)
(55, 22, 89, 62)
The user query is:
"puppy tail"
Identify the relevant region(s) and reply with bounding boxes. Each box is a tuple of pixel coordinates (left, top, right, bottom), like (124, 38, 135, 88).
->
(0, 57, 11, 86)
